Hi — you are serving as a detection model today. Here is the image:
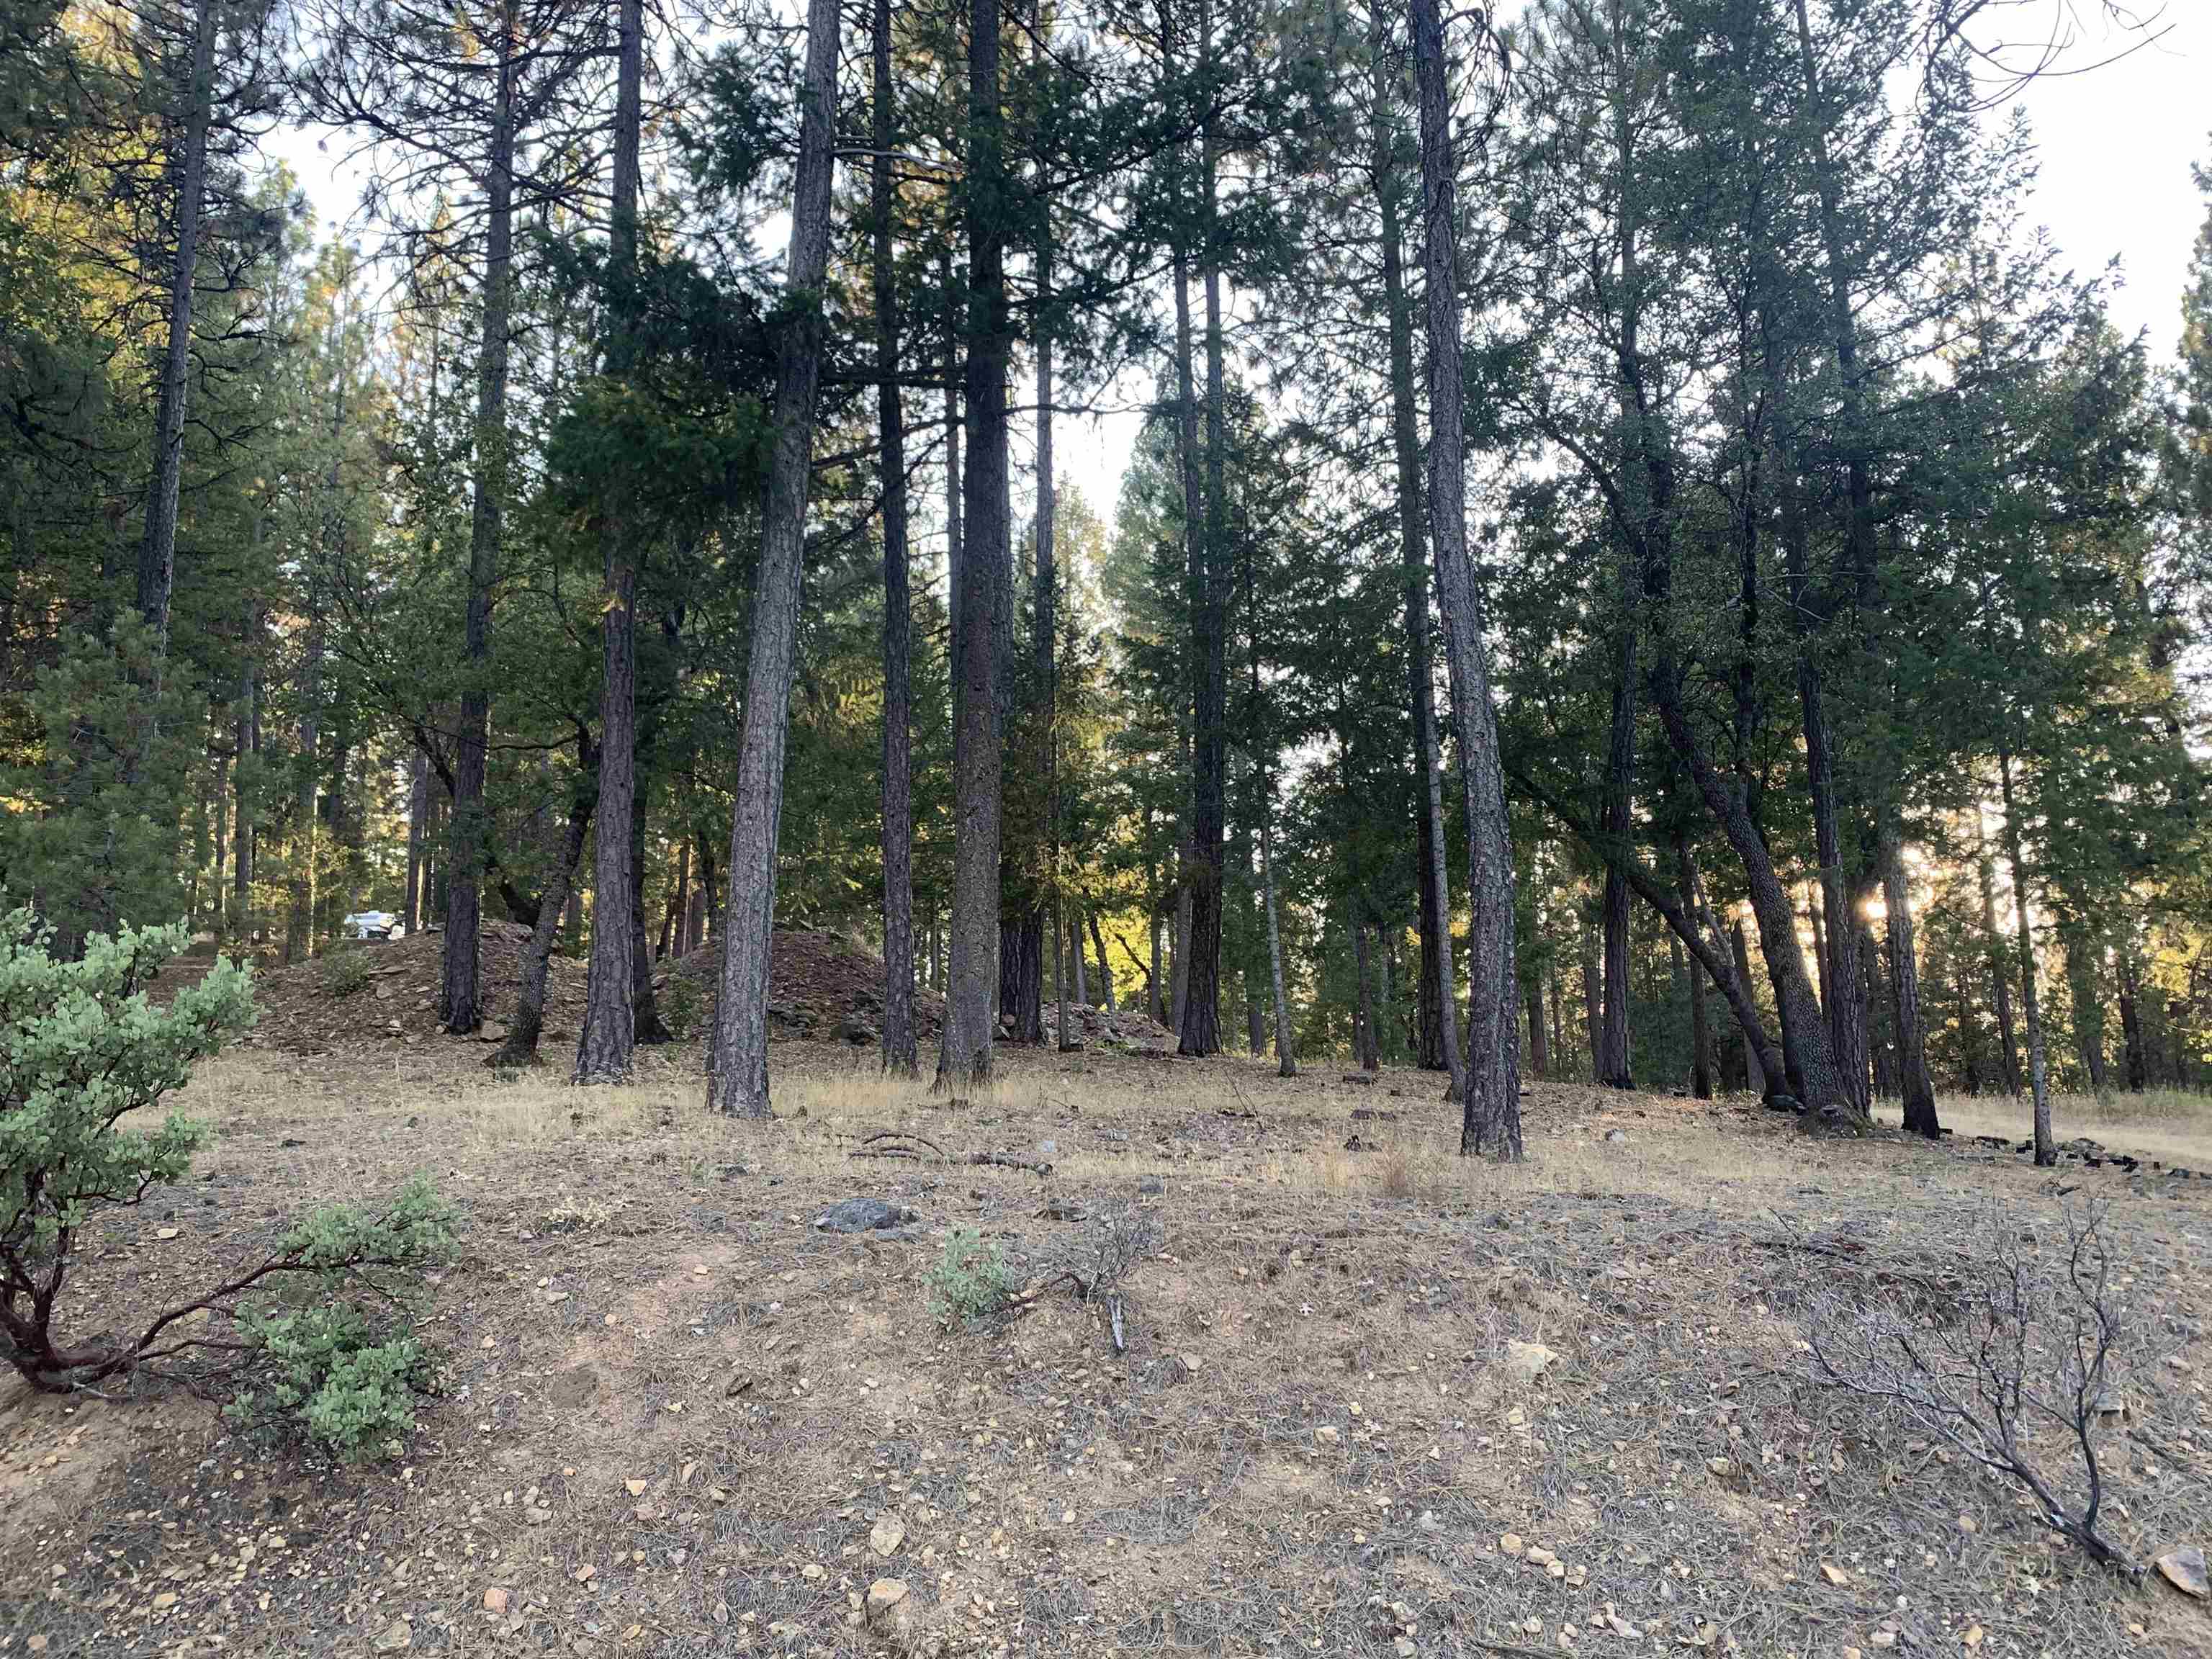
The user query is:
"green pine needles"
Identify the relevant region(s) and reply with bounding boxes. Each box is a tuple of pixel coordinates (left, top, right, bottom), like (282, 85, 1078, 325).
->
(0, 914, 455, 1460)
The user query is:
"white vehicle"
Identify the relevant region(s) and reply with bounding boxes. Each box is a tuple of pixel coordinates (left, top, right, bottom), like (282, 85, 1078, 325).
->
(343, 911, 396, 940)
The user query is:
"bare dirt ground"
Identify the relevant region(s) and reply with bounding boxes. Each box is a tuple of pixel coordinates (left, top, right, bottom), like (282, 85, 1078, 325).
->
(4, 1017, 2209, 1659)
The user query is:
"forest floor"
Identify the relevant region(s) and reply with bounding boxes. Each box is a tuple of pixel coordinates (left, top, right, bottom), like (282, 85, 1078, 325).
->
(3, 969, 2211, 1658)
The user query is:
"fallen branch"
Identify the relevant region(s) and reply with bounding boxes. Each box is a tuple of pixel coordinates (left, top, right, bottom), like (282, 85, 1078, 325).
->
(852, 1130, 1053, 1175)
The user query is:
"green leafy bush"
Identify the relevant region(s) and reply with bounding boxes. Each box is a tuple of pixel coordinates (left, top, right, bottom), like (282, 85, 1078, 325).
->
(0, 917, 454, 1457)
(319, 949, 372, 999)
(925, 1228, 1017, 1331)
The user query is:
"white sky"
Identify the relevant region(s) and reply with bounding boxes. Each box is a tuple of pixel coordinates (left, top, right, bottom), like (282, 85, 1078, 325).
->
(275, 9, 2208, 527)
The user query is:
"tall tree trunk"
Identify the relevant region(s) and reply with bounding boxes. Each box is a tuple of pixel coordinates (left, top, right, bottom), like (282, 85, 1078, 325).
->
(1070, 912, 1087, 1004)
(493, 745, 595, 1067)
(1373, 42, 1460, 1089)
(1581, 930, 1601, 1080)
(1178, 7, 1228, 1056)
(1977, 840, 2022, 1093)
(285, 622, 322, 965)
(1881, 832, 1938, 1135)
(1089, 912, 1112, 1010)
(1526, 977, 1549, 1081)
(873, 0, 915, 1076)
(1258, 776, 1295, 1075)
(932, 0, 1009, 1092)
(1675, 834, 1713, 1100)
(629, 811, 669, 1042)
(574, 0, 646, 1082)
(1411, 0, 1519, 1156)
(1996, 749, 2054, 1164)
(442, 17, 516, 1035)
(2062, 924, 2110, 1097)
(135, 0, 218, 652)
(1596, 620, 1636, 1089)
(403, 749, 427, 932)
(1651, 659, 1859, 1124)
(708, 0, 840, 1114)
(1353, 912, 1378, 1071)
(1149, 911, 1164, 1025)
(662, 840, 688, 958)
(2118, 950, 2148, 1093)
(1732, 920, 1763, 1096)
(230, 618, 259, 944)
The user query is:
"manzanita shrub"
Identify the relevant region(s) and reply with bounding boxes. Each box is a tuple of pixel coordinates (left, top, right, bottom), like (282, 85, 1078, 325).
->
(0, 913, 454, 1460)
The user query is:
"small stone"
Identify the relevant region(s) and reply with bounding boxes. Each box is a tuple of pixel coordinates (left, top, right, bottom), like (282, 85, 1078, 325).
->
(1394, 1640, 1416, 1658)
(1963, 1625, 1984, 1649)
(866, 1577, 914, 1640)
(1820, 1562, 1850, 1586)
(870, 1514, 906, 1557)
(814, 1197, 917, 1234)
(2155, 1545, 2209, 1599)
(1177, 1352, 1203, 1377)
(523, 1506, 553, 1525)
(1526, 1547, 1555, 1566)
(1604, 1129, 1628, 1144)
(1316, 1425, 1340, 1444)
(1502, 1340, 1561, 1383)
(1499, 1532, 1523, 1555)
(1956, 1513, 1977, 1535)
(1707, 1457, 1734, 1478)
(625, 1478, 649, 1496)
(372, 1619, 412, 1653)
(152, 1593, 177, 1609)
(801, 1563, 826, 1581)
(155, 1227, 180, 1240)
(483, 1587, 510, 1614)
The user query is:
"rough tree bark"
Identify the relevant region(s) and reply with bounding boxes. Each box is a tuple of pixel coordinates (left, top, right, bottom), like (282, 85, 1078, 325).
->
(572, 0, 646, 1082)
(494, 739, 596, 1067)
(932, 0, 1010, 1092)
(1996, 750, 2054, 1164)
(1373, 40, 1461, 1090)
(1675, 832, 1713, 1100)
(1881, 832, 1939, 1136)
(1410, 0, 1519, 1156)
(441, 13, 516, 1035)
(706, 0, 840, 1114)
(135, 0, 218, 654)
(872, 0, 914, 1075)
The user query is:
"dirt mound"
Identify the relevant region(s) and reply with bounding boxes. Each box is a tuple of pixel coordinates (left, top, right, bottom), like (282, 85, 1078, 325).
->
(241, 922, 1174, 1056)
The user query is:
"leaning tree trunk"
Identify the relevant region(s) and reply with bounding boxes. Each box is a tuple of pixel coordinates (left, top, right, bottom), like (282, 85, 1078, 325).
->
(1373, 58, 1461, 1091)
(1410, 0, 1519, 1157)
(1996, 749, 2054, 1164)
(932, 0, 1010, 1092)
(1652, 661, 1861, 1127)
(573, 0, 646, 1082)
(706, 0, 840, 1115)
(442, 27, 516, 1035)
(1881, 831, 1939, 1136)
(494, 752, 595, 1067)
(136, 0, 218, 654)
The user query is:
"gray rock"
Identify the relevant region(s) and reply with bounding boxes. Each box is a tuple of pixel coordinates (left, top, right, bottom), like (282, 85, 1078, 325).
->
(1137, 1176, 1165, 1195)
(2157, 1545, 2208, 1599)
(1604, 1128, 1629, 1144)
(813, 1197, 917, 1234)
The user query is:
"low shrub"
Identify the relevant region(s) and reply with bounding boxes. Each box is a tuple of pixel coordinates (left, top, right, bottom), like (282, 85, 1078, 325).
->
(319, 949, 372, 999)
(926, 1227, 1017, 1331)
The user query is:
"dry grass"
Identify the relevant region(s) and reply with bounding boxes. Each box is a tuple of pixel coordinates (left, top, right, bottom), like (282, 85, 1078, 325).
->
(3, 1040, 2208, 1659)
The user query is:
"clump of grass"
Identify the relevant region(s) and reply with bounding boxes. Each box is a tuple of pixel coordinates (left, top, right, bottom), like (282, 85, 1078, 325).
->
(925, 1228, 1017, 1331)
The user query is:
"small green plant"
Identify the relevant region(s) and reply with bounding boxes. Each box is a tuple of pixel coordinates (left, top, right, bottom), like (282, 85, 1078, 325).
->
(319, 949, 372, 999)
(926, 1228, 1017, 1331)
(0, 915, 455, 1460)
(659, 971, 708, 1039)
